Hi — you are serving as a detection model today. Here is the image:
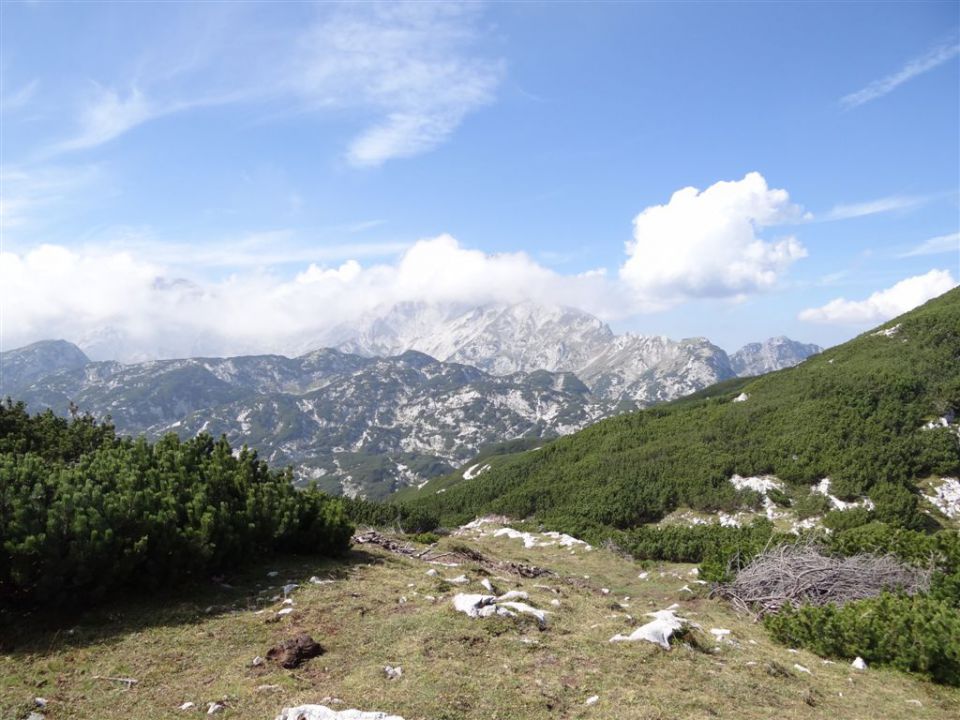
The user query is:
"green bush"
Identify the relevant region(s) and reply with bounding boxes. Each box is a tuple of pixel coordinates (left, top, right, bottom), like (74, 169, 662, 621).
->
(822, 507, 872, 532)
(0, 401, 353, 606)
(408, 532, 441, 545)
(792, 490, 832, 519)
(341, 497, 439, 533)
(767, 487, 792, 508)
(764, 593, 960, 685)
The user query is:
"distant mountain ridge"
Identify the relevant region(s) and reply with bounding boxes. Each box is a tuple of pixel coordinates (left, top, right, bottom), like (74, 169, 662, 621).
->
(1, 342, 611, 499)
(326, 301, 821, 404)
(730, 336, 824, 377)
(1, 303, 821, 498)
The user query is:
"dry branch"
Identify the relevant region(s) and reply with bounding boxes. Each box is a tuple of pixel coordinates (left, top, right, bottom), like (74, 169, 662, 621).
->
(352, 529, 553, 578)
(715, 541, 931, 618)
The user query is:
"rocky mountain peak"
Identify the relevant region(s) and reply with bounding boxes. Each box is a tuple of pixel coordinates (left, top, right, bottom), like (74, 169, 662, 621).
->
(731, 337, 823, 377)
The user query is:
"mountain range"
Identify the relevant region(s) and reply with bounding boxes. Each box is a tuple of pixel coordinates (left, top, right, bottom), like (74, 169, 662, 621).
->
(0, 302, 821, 498)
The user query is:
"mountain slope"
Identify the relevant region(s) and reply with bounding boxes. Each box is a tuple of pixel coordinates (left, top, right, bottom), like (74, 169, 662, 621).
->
(329, 300, 818, 404)
(578, 334, 735, 404)
(336, 301, 615, 376)
(403, 288, 960, 530)
(0, 339, 90, 394)
(8, 347, 611, 499)
(731, 336, 823, 376)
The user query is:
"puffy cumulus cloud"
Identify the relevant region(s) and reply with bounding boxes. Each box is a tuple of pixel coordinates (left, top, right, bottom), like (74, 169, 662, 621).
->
(798, 269, 957, 325)
(619, 172, 807, 305)
(0, 236, 623, 361)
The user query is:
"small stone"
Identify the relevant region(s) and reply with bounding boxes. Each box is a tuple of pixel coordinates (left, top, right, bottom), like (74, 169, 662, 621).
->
(794, 664, 811, 674)
(34, 698, 47, 708)
(267, 571, 279, 578)
(851, 656, 867, 671)
(384, 664, 403, 680)
(600, 588, 610, 595)
(585, 695, 599, 706)
(251, 656, 265, 667)
(277, 607, 293, 616)
(207, 702, 226, 715)
(179, 702, 196, 710)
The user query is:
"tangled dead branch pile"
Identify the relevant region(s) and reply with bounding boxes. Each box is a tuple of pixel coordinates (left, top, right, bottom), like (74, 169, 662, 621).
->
(716, 542, 931, 618)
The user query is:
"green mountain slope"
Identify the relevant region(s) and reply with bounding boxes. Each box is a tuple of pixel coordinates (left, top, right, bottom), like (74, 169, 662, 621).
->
(400, 288, 960, 532)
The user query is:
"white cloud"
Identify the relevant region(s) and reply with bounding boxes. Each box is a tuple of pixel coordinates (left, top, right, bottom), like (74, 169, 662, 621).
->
(1, 172, 815, 359)
(841, 42, 960, 109)
(0, 164, 100, 229)
(798, 269, 957, 325)
(292, 2, 503, 166)
(94, 230, 411, 270)
(823, 194, 929, 221)
(898, 231, 959, 258)
(55, 86, 156, 152)
(48, 3, 502, 165)
(1, 79, 39, 113)
(0, 235, 620, 360)
(619, 172, 807, 305)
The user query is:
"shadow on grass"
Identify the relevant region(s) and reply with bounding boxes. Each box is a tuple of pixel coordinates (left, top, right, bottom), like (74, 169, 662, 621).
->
(0, 548, 384, 655)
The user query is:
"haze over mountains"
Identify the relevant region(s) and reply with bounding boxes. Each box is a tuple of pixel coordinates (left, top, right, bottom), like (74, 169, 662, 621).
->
(1, 302, 821, 497)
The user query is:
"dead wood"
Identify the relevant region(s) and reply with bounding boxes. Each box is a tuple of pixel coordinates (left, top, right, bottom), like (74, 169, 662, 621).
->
(714, 541, 931, 618)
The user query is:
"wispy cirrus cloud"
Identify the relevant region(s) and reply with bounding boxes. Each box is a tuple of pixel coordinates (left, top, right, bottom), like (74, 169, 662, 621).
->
(822, 194, 930, 221)
(47, 3, 503, 166)
(841, 41, 960, 109)
(0, 78, 39, 113)
(53, 85, 156, 152)
(897, 231, 960, 258)
(290, 2, 503, 166)
(0, 164, 101, 229)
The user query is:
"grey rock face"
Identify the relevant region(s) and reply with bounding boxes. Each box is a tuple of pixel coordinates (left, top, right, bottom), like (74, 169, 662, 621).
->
(730, 336, 822, 377)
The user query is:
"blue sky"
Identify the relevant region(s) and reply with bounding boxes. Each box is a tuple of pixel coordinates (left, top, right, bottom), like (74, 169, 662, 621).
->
(1, 1, 958, 359)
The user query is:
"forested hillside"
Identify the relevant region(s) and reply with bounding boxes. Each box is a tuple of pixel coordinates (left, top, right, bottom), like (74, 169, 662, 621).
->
(398, 288, 960, 534)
